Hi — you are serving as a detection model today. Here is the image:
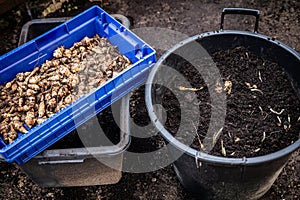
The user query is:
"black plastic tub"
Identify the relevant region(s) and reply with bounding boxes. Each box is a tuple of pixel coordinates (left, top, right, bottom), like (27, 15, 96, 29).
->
(145, 8, 300, 199)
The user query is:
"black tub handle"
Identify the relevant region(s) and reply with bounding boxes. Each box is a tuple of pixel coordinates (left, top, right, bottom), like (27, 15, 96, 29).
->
(220, 8, 260, 33)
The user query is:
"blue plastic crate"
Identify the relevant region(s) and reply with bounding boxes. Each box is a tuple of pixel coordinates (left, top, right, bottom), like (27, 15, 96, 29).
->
(0, 6, 156, 164)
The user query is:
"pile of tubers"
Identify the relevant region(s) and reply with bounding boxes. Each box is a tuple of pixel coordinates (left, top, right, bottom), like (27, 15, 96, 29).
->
(0, 35, 131, 144)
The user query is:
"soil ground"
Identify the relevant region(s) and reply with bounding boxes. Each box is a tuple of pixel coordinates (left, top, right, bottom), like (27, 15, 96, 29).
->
(0, 0, 299, 199)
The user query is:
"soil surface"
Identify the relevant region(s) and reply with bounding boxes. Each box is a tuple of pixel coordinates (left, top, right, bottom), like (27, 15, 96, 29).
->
(210, 47, 300, 157)
(162, 46, 300, 158)
(0, 0, 299, 199)
(50, 104, 121, 149)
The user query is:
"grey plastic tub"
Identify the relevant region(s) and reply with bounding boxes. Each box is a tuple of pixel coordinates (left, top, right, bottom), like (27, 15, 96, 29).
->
(20, 96, 130, 187)
(18, 15, 131, 187)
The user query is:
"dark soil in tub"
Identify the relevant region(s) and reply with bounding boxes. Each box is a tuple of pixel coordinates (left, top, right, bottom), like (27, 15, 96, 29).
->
(162, 46, 300, 158)
(49, 104, 121, 149)
(211, 47, 300, 157)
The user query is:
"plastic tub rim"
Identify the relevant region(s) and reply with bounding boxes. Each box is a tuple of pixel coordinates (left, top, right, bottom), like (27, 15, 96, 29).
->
(33, 94, 131, 161)
(145, 30, 300, 166)
(18, 15, 131, 47)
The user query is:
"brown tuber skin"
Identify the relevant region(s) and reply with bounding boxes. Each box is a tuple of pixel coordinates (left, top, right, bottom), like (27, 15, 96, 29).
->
(0, 34, 131, 144)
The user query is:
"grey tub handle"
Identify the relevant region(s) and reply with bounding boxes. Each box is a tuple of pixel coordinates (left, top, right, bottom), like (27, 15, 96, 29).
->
(38, 159, 85, 165)
(112, 14, 130, 29)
